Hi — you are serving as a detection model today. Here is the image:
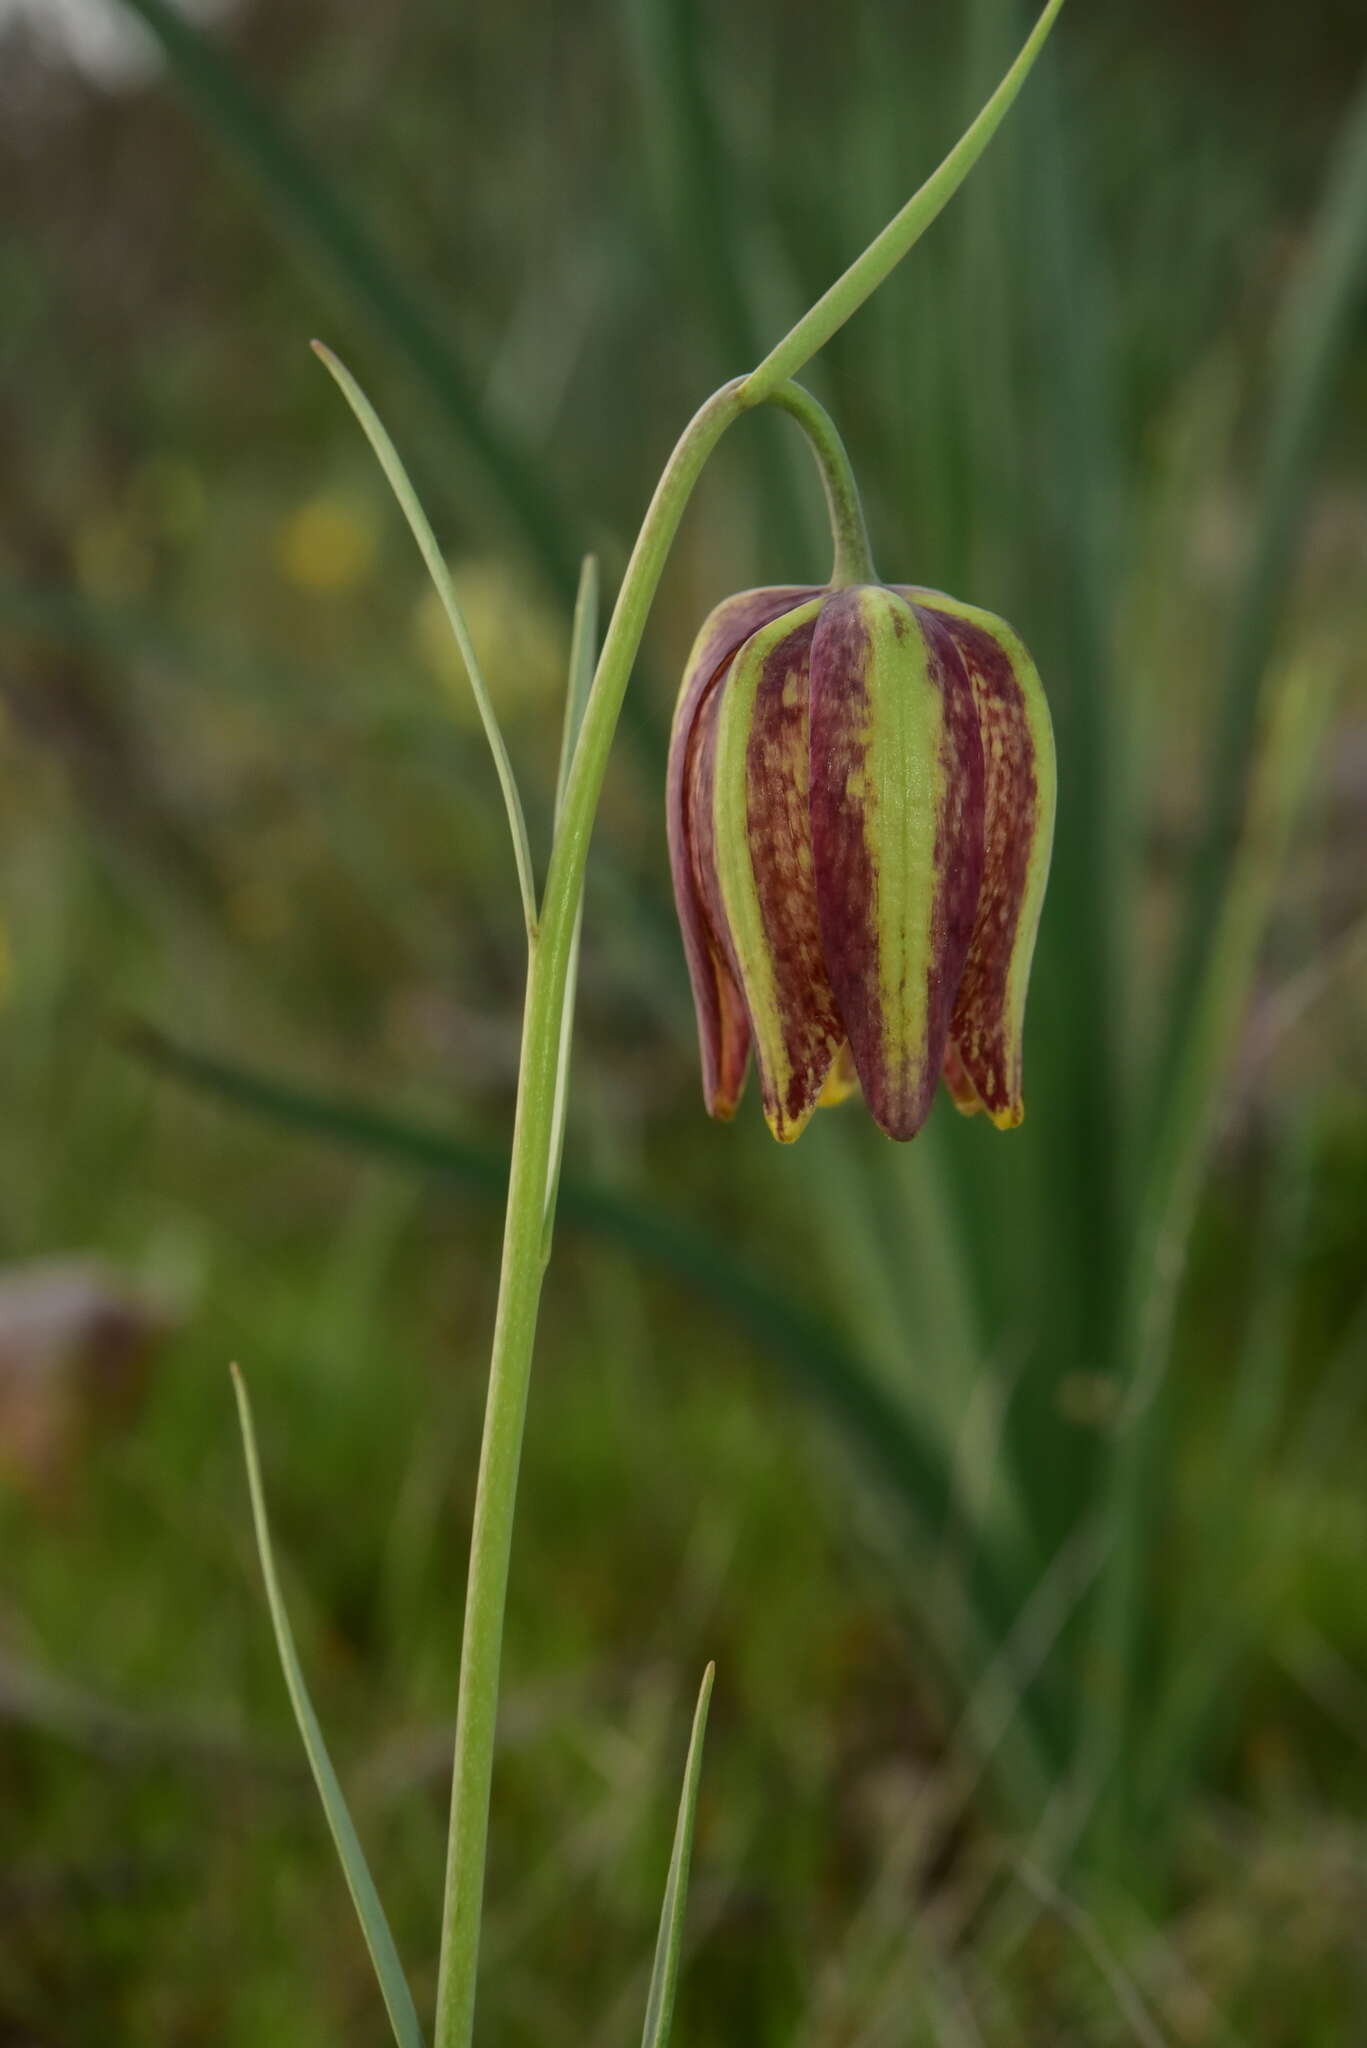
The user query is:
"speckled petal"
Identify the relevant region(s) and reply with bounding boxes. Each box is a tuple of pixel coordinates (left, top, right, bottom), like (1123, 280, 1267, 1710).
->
(901, 589, 1056, 1128)
(678, 682, 750, 1116)
(668, 586, 818, 1118)
(809, 586, 985, 1142)
(942, 1037, 985, 1116)
(707, 598, 841, 1141)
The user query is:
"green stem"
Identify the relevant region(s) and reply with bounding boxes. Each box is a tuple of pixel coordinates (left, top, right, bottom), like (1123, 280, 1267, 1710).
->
(541, 555, 601, 1260)
(432, 380, 743, 2048)
(768, 383, 877, 585)
(430, 8, 1069, 2018)
(432, 372, 872, 2043)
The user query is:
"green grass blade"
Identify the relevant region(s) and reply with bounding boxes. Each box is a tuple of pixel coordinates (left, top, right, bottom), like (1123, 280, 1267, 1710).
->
(624, 0, 812, 567)
(1086, 633, 1342, 1863)
(1132, 1112, 1316, 1837)
(312, 342, 539, 940)
(1160, 58, 1367, 1094)
(115, 0, 579, 602)
(543, 554, 600, 1250)
(0, 579, 465, 749)
(228, 1365, 425, 2048)
(124, 1017, 512, 1190)
(555, 555, 601, 828)
(126, 1024, 952, 1512)
(743, 0, 1067, 400)
(129, 1020, 1040, 1730)
(641, 1663, 715, 2048)
(1019, 39, 1131, 1362)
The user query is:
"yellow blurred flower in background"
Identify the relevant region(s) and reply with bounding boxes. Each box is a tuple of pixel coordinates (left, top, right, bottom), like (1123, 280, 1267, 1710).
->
(275, 491, 379, 595)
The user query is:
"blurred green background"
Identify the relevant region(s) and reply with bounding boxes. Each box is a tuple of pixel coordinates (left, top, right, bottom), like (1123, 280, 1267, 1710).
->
(2, 0, 1365, 2040)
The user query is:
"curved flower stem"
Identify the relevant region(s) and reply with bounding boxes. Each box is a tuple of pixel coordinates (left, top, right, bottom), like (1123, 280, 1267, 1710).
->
(433, 373, 869, 2046)
(768, 382, 876, 586)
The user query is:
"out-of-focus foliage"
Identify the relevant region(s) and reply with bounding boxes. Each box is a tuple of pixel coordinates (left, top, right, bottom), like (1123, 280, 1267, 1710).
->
(1, 1, 1364, 2042)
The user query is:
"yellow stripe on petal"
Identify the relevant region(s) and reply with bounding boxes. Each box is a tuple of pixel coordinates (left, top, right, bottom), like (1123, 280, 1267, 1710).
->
(817, 1041, 861, 1109)
(809, 588, 984, 1141)
(943, 1038, 986, 1117)
(709, 598, 837, 1142)
(902, 589, 1056, 1127)
(668, 589, 817, 1122)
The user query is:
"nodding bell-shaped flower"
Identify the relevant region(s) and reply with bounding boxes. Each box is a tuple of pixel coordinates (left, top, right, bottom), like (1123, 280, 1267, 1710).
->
(667, 580, 1056, 1143)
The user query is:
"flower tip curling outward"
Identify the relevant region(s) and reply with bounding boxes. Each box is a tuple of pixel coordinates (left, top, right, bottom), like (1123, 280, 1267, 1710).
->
(667, 580, 1055, 1144)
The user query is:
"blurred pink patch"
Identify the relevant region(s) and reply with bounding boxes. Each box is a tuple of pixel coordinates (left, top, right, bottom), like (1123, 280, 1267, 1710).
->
(0, 1259, 170, 1499)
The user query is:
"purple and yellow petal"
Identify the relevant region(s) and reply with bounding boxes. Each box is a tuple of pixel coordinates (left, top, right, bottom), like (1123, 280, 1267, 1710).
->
(708, 598, 840, 1142)
(902, 589, 1055, 1128)
(669, 568, 1053, 1147)
(942, 1038, 985, 1116)
(817, 1040, 861, 1110)
(677, 677, 752, 1116)
(669, 586, 822, 810)
(667, 586, 817, 1119)
(808, 586, 985, 1142)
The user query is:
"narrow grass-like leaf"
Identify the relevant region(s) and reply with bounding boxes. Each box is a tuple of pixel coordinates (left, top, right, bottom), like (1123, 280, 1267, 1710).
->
(1133, 1113, 1316, 1837)
(129, 1019, 1041, 1749)
(624, 0, 812, 567)
(0, 579, 466, 748)
(742, 0, 1067, 400)
(1018, 36, 1131, 1390)
(130, 1025, 954, 1513)
(1086, 635, 1342, 1859)
(554, 554, 601, 829)
(228, 1365, 425, 2048)
(115, 0, 579, 602)
(543, 555, 600, 1251)
(641, 1663, 715, 2048)
(1012, 1863, 1167, 2048)
(1161, 59, 1367, 1094)
(313, 341, 539, 940)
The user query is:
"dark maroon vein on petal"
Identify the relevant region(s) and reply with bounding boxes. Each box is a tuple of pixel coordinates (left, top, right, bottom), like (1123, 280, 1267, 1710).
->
(667, 588, 816, 1117)
(679, 586, 819, 720)
(919, 604, 987, 1080)
(916, 604, 1037, 1120)
(741, 616, 843, 1137)
(942, 1036, 985, 1115)
(679, 670, 751, 1115)
(810, 591, 984, 1141)
(808, 588, 885, 1113)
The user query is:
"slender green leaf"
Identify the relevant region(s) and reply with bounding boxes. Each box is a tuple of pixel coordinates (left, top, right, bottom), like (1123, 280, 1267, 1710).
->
(742, 0, 1068, 400)
(1018, 32, 1131, 1385)
(0, 581, 501, 764)
(1086, 632, 1342, 1861)
(1133, 1113, 1316, 1834)
(623, 0, 812, 567)
(555, 554, 601, 829)
(641, 1663, 715, 2048)
(312, 342, 539, 940)
(115, 0, 580, 602)
(1161, 58, 1367, 1092)
(543, 555, 601, 1251)
(229, 1366, 425, 2048)
(127, 1019, 1042, 1753)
